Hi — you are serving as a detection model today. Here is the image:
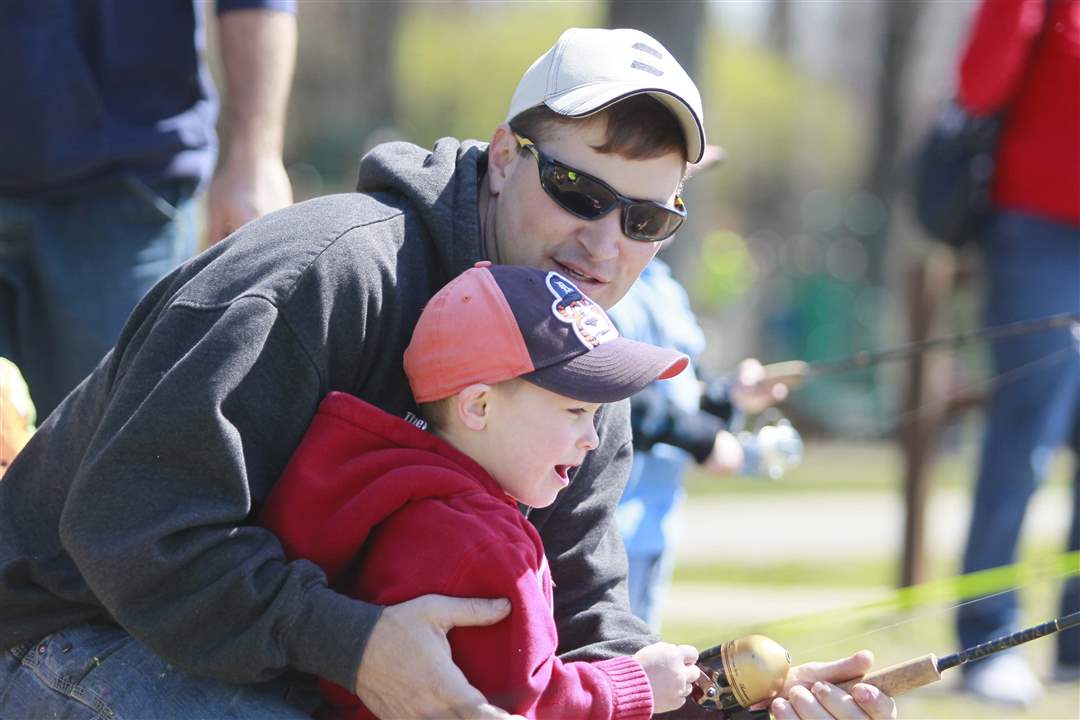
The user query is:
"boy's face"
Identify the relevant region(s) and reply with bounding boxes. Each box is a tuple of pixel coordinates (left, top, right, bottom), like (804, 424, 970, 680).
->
(486, 120, 685, 310)
(477, 380, 600, 508)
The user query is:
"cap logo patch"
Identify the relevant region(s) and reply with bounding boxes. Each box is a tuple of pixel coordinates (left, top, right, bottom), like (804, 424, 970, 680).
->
(545, 272, 619, 349)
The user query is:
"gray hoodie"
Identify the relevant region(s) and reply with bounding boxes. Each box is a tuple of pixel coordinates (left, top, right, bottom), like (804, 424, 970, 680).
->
(0, 138, 655, 692)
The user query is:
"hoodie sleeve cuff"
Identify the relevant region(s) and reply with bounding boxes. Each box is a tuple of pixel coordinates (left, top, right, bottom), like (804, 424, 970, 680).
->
(282, 582, 383, 692)
(596, 655, 654, 720)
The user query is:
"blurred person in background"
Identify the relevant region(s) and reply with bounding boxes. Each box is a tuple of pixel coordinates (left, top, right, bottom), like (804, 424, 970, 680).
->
(0, 27, 895, 720)
(0, 0, 296, 421)
(951, 0, 1080, 706)
(612, 253, 799, 631)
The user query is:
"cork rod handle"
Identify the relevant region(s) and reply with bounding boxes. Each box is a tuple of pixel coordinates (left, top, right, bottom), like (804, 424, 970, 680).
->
(761, 360, 809, 390)
(837, 654, 942, 697)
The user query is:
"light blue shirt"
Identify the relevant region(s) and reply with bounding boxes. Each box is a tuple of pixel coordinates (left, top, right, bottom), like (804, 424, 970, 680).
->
(609, 259, 705, 557)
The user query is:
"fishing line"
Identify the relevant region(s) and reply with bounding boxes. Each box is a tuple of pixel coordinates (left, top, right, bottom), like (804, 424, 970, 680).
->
(867, 343, 1077, 438)
(782, 312, 1079, 379)
(763, 312, 1080, 437)
(704, 551, 1080, 661)
(795, 556, 1079, 659)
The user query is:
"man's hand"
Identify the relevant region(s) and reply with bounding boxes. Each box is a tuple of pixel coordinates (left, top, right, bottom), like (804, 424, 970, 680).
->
(634, 642, 703, 714)
(729, 358, 789, 415)
(702, 430, 744, 476)
(354, 594, 517, 719)
(206, 153, 293, 243)
(209, 8, 296, 245)
(769, 651, 898, 720)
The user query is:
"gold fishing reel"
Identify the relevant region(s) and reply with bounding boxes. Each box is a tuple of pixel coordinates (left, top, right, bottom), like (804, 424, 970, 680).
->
(691, 634, 791, 716)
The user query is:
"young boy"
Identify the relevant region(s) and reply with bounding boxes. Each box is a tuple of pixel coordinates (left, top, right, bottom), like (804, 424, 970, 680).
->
(260, 262, 701, 719)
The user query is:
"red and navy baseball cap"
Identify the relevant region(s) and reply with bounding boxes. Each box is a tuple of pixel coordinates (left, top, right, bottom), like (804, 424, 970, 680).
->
(404, 262, 688, 404)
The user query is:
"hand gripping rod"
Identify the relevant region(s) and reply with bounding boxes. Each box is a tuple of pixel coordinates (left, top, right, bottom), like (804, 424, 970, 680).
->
(837, 611, 1080, 697)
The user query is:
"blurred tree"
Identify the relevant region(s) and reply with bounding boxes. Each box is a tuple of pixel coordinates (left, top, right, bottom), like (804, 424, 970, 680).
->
(766, 0, 792, 56)
(862, 0, 925, 286)
(287, 1, 401, 196)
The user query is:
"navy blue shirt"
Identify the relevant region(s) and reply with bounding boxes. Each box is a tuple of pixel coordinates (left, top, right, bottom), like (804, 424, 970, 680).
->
(0, 0, 295, 199)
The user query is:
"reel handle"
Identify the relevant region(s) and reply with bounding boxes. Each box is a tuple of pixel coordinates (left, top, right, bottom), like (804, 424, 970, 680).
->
(837, 653, 941, 697)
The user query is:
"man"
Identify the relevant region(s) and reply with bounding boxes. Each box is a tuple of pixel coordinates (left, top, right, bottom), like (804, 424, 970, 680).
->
(0, 0, 296, 420)
(0, 28, 895, 719)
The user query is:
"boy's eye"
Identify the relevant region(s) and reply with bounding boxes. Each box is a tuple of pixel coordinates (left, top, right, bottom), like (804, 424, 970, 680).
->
(567, 407, 589, 416)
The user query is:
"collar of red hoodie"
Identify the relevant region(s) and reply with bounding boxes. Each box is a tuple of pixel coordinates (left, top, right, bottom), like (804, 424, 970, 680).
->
(258, 391, 521, 582)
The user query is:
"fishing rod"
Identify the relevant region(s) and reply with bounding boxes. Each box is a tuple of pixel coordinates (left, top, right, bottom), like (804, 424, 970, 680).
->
(759, 312, 1080, 390)
(690, 611, 1080, 717)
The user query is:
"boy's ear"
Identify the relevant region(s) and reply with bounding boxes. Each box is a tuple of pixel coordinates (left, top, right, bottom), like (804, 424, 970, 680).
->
(486, 123, 519, 196)
(456, 384, 493, 431)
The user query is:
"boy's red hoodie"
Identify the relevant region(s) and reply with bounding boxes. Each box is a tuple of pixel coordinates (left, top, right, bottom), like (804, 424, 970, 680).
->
(259, 392, 654, 720)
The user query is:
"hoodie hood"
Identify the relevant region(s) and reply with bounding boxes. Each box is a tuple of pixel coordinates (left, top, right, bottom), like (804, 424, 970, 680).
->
(356, 137, 490, 282)
(259, 391, 514, 583)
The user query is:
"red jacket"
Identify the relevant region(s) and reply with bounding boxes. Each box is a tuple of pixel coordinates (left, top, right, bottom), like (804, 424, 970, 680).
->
(958, 0, 1080, 224)
(259, 392, 653, 720)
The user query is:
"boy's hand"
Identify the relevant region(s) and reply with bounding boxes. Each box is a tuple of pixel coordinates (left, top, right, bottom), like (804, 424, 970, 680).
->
(634, 641, 702, 713)
(770, 651, 898, 720)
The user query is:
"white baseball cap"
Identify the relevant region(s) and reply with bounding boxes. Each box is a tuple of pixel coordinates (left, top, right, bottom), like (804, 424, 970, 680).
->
(506, 28, 706, 163)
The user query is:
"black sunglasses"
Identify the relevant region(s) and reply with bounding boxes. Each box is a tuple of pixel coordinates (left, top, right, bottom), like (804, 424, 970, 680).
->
(515, 134, 686, 243)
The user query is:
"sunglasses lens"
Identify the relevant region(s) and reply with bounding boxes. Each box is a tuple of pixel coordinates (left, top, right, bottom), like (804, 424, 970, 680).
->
(527, 143, 685, 242)
(624, 203, 685, 242)
(540, 163, 618, 219)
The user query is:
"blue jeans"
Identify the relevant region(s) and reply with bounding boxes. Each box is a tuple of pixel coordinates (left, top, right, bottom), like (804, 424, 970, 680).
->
(618, 447, 689, 633)
(0, 623, 318, 719)
(626, 551, 675, 633)
(957, 211, 1080, 667)
(0, 177, 198, 420)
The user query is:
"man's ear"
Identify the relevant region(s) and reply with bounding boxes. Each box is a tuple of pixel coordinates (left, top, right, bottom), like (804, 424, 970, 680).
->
(486, 123, 519, 195)
(455, 383, 493, 431)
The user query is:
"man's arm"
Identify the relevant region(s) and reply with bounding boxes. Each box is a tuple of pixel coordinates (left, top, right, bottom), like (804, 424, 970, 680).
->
(208, 3, 296, 243)
(958, 0, 1047, 114)
(630, 384, 726, 463)
(60, 299, 376, 689)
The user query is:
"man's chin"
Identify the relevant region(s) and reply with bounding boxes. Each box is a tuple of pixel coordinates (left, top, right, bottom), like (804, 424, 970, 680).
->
(587, 284, 624, 309)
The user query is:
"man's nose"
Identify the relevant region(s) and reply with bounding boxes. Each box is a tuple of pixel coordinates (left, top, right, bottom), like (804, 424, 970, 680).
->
(579, 210, 623, 262)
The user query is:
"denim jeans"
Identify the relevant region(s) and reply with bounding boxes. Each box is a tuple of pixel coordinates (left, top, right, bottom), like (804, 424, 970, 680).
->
(626, 551, 675, 633)
(957, 211, 1080, 667)
(0, 623, 318, 719)
(0, 177, 198, 420)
